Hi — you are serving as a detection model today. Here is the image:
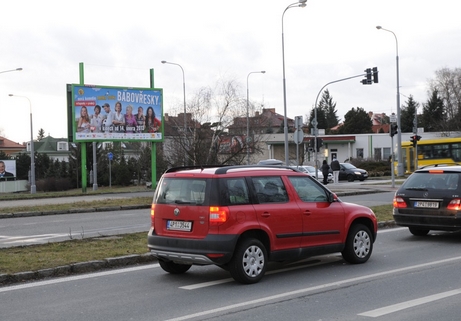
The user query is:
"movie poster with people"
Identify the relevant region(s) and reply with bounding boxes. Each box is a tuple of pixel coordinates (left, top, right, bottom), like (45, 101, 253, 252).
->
(71, 84, 163, 142)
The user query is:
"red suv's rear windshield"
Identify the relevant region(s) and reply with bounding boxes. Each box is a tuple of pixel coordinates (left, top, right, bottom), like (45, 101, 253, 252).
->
(154, 178, 207, 205)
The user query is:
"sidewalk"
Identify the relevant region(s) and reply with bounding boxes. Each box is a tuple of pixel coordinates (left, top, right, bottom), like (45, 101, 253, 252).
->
(0, 182, 398, 219)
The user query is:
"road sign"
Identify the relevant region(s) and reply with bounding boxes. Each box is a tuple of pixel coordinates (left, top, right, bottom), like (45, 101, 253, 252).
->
(390, 113, 397, 123)
(294, 129, 303, 145)
(108, 152, 113, 161)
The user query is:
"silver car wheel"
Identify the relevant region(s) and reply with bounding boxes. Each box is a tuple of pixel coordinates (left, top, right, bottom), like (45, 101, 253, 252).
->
(353, 230, 371, 258)
(242, 245, 265, 277)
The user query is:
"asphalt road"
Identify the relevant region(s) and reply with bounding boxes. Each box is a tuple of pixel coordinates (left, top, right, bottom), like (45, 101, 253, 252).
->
(1, 227, 460, 321)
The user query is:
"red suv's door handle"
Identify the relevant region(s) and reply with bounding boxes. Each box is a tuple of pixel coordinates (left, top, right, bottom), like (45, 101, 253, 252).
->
(261, 212, 271, 217)
(303, 210, 311, 216)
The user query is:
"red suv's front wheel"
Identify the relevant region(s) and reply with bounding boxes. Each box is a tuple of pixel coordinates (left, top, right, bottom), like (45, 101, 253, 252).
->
(341, 224, 373, 264)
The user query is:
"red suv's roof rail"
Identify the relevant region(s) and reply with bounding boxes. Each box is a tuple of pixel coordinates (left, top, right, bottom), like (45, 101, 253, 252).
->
(164, 165, 224, 174)
(164, 164, 300, 175)
(214, 165, 298, 174)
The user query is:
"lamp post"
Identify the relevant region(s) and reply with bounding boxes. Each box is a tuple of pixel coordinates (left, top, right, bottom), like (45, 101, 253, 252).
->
(8, 94, 36, 194)
(282, 0, 307, 166)
(0, 68, 22, 74)
(376, 26, 403, 176)
(246, 71, 266, 165)
(161, 60, 187, 166)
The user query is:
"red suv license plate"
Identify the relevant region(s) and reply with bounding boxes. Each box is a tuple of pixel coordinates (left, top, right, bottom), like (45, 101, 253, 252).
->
(167, 220, 192, 231)
(414, 201, 439, 208)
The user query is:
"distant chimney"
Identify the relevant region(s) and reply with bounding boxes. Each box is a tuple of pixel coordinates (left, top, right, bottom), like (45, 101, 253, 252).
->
(255, 111, 260, 117)
(164, 113, 169, 121)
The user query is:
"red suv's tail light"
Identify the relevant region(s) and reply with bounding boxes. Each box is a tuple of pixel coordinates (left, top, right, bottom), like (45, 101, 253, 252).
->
(447, 199, 461, 211)
(209, 206, 229, 225)
(150, 204, 155, 227)
(393, 196, 407, 208)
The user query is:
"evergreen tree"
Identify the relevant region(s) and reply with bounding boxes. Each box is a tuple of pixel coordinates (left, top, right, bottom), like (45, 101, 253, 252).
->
(308, 106, 326, 132)
(400, 95, 419, 133)
(37, 128, 45, 141)
(320, 89, 339, 132)
(339, 107, 372, 134)
(14, 153, 31, 180)
(421, 89, 445, 132)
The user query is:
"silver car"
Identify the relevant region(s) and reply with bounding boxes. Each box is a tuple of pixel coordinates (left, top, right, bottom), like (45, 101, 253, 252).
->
(292, 165, 334, 183)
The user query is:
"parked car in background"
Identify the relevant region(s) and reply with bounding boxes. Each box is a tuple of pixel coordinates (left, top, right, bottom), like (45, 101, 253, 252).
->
(148, 165, 377, 284)
(257, 159, 284, 165)
(332, 163, 369, 182)
(292, 165, 334, 183)
(393, 165, 461, 236)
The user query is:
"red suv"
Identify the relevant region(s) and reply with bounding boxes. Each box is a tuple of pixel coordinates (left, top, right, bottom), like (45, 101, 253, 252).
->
(148, 165, 377, 284)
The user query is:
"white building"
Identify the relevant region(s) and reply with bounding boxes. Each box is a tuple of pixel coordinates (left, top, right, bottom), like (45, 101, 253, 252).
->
(255, 130, 454, 166)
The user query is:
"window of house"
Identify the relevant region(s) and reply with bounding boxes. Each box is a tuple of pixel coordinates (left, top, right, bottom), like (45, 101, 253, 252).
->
(356, 148, 364, 158)
(383, 147, 391, 161)
(57, 142, 68, 151)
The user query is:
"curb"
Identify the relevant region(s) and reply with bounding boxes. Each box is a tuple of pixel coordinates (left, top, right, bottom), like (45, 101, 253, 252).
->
(0, 253, 158, 286)
(0, 189, 386, 220)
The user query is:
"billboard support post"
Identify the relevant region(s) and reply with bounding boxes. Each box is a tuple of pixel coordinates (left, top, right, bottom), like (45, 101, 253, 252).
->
(150, 68, 157, 189)
(79, 62, 88, 193)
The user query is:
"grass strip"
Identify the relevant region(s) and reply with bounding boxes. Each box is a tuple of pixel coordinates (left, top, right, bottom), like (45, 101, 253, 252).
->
(0, 197, 152, 214)
(0, 232, 148, 274)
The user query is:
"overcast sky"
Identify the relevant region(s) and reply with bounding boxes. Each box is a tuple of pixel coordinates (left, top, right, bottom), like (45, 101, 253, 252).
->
(1, 0, 459, 144)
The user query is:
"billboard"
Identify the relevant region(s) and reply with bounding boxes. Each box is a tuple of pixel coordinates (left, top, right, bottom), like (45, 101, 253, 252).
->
(71, 84, 163, 142)
(0, 159, 16, 180)
(219, 135, 253, 154)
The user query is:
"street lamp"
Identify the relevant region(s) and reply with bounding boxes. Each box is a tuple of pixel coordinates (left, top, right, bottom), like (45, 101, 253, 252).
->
(8, 94, 36, 194)
(246, 71, 266, 165)
(282, 0, 308, 165)
(0, 68, 22, 74)
(376, 26, 403, 176)
(161, 60, 187, 166)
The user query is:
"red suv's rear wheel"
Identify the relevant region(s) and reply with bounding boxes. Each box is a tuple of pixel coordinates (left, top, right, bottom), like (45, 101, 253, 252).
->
(229, 238, 267, 284)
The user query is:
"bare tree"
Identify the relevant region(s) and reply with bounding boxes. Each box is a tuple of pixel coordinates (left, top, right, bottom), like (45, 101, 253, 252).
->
(429, 68, 461, 131)
(162, 77, 268, 166)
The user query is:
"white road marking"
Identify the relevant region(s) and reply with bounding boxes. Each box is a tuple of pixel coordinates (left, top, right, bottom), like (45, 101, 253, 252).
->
(165, 255, 461, 321)
(0, 263, 159, 293)
(180, 256, 342, 290)
(358, 289, 461, 317)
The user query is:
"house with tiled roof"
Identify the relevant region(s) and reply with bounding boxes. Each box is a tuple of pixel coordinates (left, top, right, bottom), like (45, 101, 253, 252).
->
(0, 136, 26, 156)
(227, 108, 294, 135)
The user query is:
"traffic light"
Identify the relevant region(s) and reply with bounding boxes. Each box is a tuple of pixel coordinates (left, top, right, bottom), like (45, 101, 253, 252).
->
(361, 68, 372, 85)
(316, 137, 323, 152)
(410, 135, 422, 147)
(390, 123, 398, 137)
(372, 67, 378, 83)
(308, 137, 323, 152)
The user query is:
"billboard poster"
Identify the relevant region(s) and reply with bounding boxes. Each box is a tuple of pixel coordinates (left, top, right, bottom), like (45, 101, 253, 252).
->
(0, 159, 16, 180)
(71, 84, 163, 142)
(219, 135, 252, 154)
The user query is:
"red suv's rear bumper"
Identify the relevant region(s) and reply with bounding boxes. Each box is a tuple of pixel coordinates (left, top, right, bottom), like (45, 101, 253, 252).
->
(147, 228, 239, 265)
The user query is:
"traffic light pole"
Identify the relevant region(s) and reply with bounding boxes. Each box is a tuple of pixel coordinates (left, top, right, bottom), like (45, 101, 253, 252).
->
(391, 135, 395, 188)
(313, 69, 378, 178)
